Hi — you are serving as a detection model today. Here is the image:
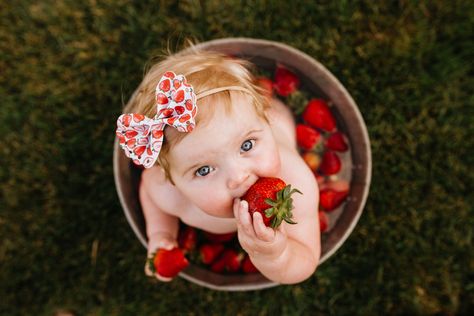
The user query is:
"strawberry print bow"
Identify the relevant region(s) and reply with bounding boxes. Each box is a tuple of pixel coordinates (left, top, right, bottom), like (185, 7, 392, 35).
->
(116, 71, 197, 168)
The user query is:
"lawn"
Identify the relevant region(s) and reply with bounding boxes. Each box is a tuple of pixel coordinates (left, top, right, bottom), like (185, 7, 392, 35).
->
(1, 1, 473, 315)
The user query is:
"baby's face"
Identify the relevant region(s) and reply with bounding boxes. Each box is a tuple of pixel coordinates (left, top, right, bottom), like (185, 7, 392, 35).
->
(168, 93, 281, 218)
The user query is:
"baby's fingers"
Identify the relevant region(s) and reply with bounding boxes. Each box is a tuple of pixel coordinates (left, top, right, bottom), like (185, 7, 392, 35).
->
(234, 199, 256, 238)
(253, 212, 275, 242)
(154, 273, 173, 282)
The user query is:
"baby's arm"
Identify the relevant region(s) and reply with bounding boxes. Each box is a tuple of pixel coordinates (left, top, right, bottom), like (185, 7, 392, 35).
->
(139, 171, 179, 281)
(235, 201, 320, 284)
(234, 173, 320, 284)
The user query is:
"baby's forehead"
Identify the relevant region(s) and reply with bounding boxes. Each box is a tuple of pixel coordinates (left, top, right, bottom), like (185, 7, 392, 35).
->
(195, 92, 258, 126)
(171, 100, 263, 155)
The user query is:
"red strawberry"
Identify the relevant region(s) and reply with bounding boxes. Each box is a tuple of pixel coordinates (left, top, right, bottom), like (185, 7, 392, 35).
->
(133, 145, 146, 157)
(319, 188, 349, 212)
(159, 108, 174, 117)
(326, 131, 348, 152)
(185, 99, 193, 111)
(159, 79, 171, 92)
(242, 254, 259, 274)
(173, 90, 184, 102)
(322, 179, 350, 192)
(210, 249, 242, 273)
(242, 177, 301, 228)
(319, 151, 341, 175)
(302, 99, 336, 132)
(296, 124, 322, 151)
(132, 114, 145, 122)
(163, 71, 175, 79)
(122, 114, 132, 127)
(302, 152, 321, 172)
(178, 226, 197, 252)
(179, 114, 190, 123)
(156, 93, 169, 105)
(173, 79, 182, 89)
(224, 250, 243, 273)
(150, 248, 189, 278)
(273, 65, 300, 97)
(175, 105, 185, 115)
(256, 77, 274, 99)
(319, 211, 329, 233)
(203, 231, 237, 243)
(199, 243, 225, 265)
(315, 174, 326, 187)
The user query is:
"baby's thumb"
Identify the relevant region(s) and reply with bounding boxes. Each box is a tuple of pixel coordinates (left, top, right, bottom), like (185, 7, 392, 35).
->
(158, 239, 177, 251)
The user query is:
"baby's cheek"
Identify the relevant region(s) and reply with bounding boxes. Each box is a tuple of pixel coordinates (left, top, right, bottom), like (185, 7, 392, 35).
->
(194, 189, 234, 218)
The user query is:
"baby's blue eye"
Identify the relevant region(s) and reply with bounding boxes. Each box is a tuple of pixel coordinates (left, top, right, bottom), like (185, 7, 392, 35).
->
(241, 139, 255, 152)
(195, 166, 212, 177)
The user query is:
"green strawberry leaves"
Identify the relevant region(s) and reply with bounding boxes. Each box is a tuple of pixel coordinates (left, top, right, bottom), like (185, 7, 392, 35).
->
(264, 184, 302, 228)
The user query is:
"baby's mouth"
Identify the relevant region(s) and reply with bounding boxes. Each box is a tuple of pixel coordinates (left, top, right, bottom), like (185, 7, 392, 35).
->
(237, 177, 259, 198)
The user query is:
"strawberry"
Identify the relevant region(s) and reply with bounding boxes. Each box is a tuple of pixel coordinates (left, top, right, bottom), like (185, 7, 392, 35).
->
(242, 254, 259, 274)
(273, 65, 300, 97)
(319, 211, 329, 233)
(210, 253, 227, 273)
(256, 77, 274, 99)
(315, 174, 326, 187)
(242, 177, 301, 228)
(210, 249, 242, 273)
(296, 124, 322, 151)
(302, 99, 337, 132)
(224, 250, 243, 273)
(149, 247, 189, 278)
(203, 231, 237, 243)
(302, 152, 321, 172)
(326, 131, 348, 152)
(323, 179, 350, 192)
(319, 151, 341, 175)
(199, 243, 225, 265)
(178, 226, 197, 252)
(319, 188, 349, 212)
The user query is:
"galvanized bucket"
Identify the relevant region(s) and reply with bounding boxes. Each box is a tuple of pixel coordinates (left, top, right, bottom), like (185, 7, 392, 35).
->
(114, 38, 372, 291)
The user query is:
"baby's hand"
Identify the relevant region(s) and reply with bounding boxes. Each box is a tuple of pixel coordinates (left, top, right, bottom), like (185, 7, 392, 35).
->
(233, 199, 287, 261)
(144, 233, 177, 282)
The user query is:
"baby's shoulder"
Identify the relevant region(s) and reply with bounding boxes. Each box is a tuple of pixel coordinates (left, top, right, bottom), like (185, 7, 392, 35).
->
(266, 98, 296, 147)
(279, 146, 319, 212)
(140, 166, 189, 214)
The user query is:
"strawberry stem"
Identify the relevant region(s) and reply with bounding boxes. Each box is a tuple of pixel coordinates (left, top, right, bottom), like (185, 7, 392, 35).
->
(147, 251, 157, 274)
(264, 184, 302, 228)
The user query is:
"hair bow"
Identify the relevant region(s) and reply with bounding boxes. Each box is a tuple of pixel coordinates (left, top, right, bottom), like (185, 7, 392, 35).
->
(116, 71, 197, 168)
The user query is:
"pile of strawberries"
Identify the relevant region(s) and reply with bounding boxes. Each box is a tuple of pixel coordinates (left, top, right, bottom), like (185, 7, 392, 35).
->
(149, 226, 259, 279)
(258, 65, 351, 234)
(149, 63, 352, 278)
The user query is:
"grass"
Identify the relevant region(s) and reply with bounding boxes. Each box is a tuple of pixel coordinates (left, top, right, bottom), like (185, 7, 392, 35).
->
(1, 1, 473, 315)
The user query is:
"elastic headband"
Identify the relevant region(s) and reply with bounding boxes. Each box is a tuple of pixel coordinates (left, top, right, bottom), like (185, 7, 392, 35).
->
(196, 86, 252, 100)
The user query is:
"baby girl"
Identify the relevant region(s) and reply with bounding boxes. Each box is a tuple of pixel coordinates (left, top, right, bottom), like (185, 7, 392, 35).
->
(116, 48, 320, 284)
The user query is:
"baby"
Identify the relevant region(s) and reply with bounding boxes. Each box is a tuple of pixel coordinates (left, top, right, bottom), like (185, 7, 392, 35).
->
(116, 49, 321, 284)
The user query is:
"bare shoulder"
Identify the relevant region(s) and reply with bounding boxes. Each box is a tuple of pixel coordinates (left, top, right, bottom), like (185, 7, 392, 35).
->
(279, 146, 319, 219)
(278, 146, 320, 253)
(140, 166, 188, 215)
(265, 98, 296, 147)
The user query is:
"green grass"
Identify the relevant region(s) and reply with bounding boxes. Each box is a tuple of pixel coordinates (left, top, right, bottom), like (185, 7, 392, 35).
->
(1, 1, 473, 315)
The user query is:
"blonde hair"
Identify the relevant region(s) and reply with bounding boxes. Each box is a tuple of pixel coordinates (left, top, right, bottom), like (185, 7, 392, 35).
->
(123, 47, 269, 180)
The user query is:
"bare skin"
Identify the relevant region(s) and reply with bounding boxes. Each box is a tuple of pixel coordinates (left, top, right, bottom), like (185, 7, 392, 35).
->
(141, 94, 320, 283)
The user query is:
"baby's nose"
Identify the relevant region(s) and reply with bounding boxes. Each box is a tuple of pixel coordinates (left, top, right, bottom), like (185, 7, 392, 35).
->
(227, 166, 250, 191)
